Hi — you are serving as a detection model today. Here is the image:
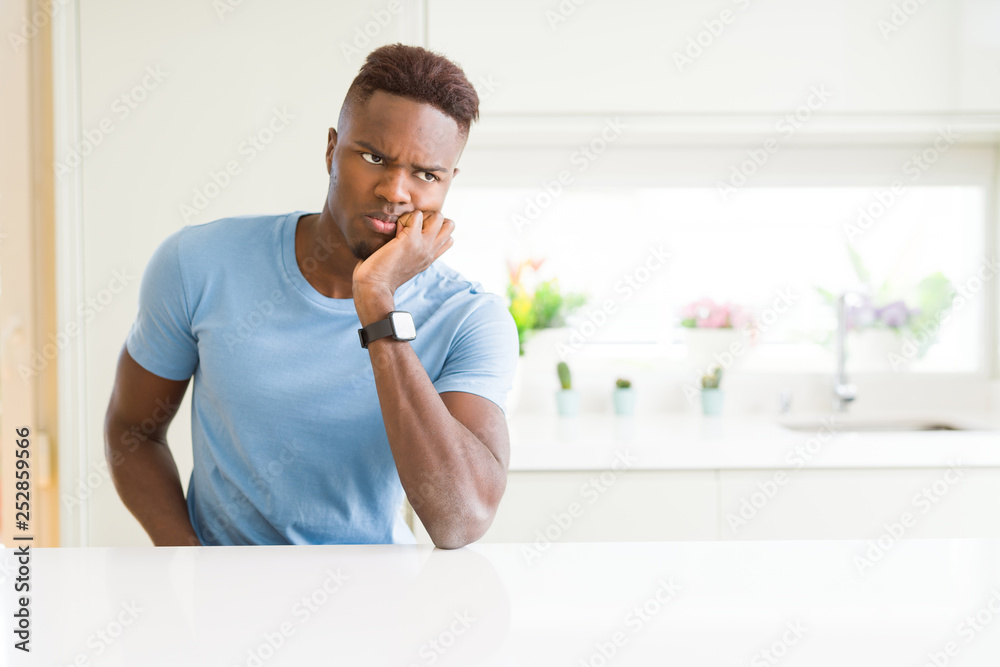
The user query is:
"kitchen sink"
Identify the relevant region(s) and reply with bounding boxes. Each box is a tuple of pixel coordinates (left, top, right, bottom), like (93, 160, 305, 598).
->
(777, 417, 995, 433)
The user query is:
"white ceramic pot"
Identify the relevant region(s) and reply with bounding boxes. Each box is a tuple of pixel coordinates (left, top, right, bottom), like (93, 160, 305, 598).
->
(846, 328, 904, 372)
(681, 327, 746, 373)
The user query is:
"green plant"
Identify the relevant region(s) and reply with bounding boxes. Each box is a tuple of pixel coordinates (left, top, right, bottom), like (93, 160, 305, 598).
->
(814, 243, 956, 358)
(701, 366, 722, 389)
(615, 378, 631, 389)
(557, 361, 572, 390)
(506, 259, 587, 355)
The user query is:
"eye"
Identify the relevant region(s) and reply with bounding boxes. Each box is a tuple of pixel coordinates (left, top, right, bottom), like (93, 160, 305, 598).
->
(417, 172, 439, 183)
(360, 152, 383, 165)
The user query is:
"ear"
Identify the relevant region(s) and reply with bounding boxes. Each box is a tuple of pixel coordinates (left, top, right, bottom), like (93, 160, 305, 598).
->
(326, 128, 338, 174)
(452, 167, 460, 179)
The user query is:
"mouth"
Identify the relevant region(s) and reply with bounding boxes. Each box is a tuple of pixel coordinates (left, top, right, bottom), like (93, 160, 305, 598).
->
(364, 212, 399, 235)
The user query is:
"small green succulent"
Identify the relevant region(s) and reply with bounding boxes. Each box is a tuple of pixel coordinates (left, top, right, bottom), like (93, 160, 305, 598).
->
(701, 366, 722, 389)
(557, 361, 572, 390)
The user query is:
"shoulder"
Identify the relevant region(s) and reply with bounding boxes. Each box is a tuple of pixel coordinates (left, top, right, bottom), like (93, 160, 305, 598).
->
(174, 211, 286, 260)
(418, 260, 507, 313)
(154, 212, 292, 312)
(415, 261, 515, 337)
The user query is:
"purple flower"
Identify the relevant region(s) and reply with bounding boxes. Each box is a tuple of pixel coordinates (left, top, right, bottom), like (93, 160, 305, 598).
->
(875, 300, 908, 328)
(846, 295, 876, 331)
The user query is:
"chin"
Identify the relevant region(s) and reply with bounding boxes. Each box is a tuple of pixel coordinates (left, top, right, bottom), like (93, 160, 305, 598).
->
(352, 240, 382, 261)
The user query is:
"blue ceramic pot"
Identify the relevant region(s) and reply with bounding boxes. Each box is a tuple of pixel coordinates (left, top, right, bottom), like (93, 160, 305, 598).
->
(556, 389, 580, 416)
(701, 388, 724, 416)
(613, 388, 636, 416)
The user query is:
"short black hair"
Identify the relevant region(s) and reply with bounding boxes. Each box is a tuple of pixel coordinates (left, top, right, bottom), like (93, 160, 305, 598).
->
(340, 43, 480, 140)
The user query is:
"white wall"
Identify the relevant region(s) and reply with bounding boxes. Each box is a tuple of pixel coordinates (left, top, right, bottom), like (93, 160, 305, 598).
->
(60, 0, 1000, 546)
(428, 0, 1000, 114)
(70, 0, 422, 546)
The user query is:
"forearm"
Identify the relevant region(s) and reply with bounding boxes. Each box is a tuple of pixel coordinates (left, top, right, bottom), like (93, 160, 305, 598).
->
(359, 292, 504, 548)
(105, 421, 202, 546)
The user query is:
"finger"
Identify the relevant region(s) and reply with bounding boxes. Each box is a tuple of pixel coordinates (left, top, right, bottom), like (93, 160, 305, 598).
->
(435, 218, 455, 242)
(410, 210, 427, 233)
(421, 211, 445, 235)
(414, 210, 424, 229)
(400, 210, 421, 232)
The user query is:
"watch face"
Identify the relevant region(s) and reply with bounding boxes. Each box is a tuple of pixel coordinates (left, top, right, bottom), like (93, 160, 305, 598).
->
(390, 311, 416, 340)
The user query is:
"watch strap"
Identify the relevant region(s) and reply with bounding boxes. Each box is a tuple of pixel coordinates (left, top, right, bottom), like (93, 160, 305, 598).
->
(358, 316, 395, 349)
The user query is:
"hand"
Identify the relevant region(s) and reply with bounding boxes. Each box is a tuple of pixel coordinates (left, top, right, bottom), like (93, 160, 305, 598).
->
(352, 210, 455, 294)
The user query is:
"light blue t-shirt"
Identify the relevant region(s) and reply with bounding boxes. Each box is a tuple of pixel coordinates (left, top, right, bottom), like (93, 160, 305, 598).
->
(125, 210, 519, 546)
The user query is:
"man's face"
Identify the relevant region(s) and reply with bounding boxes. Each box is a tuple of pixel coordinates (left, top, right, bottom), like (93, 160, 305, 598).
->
(325, 90, 466, 260)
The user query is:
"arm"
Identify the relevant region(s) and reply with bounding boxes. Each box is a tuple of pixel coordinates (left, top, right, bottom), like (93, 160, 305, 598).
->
(357, 287, 510, 550)
(104, 345, 201, 546)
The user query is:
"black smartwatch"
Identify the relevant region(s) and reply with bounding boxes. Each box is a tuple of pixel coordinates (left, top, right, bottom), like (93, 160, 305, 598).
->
(358, 311, 416, 348)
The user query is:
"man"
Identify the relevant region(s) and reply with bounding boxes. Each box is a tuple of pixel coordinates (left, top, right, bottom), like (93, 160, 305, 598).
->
(104, 44, 518, 549)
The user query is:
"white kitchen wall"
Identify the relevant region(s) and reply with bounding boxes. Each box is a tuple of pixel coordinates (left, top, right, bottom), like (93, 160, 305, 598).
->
(68, 0, 422, 547)
(59, 0, 1000, 547)
(427, 0, 1000, 114)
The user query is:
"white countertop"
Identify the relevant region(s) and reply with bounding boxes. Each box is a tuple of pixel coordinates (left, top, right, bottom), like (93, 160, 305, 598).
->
(507, 411, 1000, 471)
(5, 540, 1000, 666)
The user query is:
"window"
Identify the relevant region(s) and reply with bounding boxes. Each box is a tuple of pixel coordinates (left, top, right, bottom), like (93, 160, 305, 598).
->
(442, 143, 995, 373)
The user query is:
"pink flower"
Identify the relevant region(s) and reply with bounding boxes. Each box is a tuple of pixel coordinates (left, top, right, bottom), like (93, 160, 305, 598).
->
(701, 304, 729, 328)
(506, 257, 546, 287)
(681, 298, 717, 323)
(506, 259, 521, 285)
(680, 298, 753, 329)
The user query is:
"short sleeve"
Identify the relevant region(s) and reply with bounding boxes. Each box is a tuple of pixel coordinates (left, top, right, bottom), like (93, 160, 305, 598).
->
(433, 294, 519, 416)
(125, 228, 199, 381)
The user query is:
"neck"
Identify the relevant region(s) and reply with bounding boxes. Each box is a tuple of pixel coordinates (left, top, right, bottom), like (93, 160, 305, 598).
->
(296, 207, 357, 299)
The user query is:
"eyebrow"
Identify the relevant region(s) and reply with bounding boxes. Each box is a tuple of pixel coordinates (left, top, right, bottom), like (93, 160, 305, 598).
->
(354, 140, 448, 173)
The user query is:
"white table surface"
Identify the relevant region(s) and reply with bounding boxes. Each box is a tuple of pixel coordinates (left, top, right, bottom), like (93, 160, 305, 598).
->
(507, 411, 1000, 470)
(4, 539, 1000, 666)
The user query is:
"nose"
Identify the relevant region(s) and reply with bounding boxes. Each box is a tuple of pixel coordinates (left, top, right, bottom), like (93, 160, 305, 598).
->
(373, 166, 410, 205)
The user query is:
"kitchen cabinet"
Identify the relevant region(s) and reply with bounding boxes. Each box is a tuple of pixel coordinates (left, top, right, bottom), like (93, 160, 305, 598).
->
(411, 412, 1000, 544)
(484, 470, 717, 543)
(428, 0, 1000, 115)
(410, 471, 718, 543)
(415, 467, 1000, 544)
(719, 467, 1000, 541)
(414, 468, 1000, 546)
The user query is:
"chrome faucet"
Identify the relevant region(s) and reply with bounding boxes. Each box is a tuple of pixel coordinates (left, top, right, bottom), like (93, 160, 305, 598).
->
(833, 291, 865, 412)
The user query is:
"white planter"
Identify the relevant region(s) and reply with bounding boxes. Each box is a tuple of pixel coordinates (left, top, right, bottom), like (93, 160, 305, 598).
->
(681, 327, 747, 373)
(846, 328, 904, 372)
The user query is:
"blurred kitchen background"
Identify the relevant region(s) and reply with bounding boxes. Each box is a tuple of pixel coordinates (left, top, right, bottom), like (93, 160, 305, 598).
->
(2, 0, 999, 547)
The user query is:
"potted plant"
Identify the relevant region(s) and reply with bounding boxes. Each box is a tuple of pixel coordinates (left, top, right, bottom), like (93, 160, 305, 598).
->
(700, 366, 724, 416)
(555, 361, 579, 417)
(613, 378, 635, 416)
(506, 258, 587, 356)
(815, 244, 954, 370)
(678, 297, 753, 368)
